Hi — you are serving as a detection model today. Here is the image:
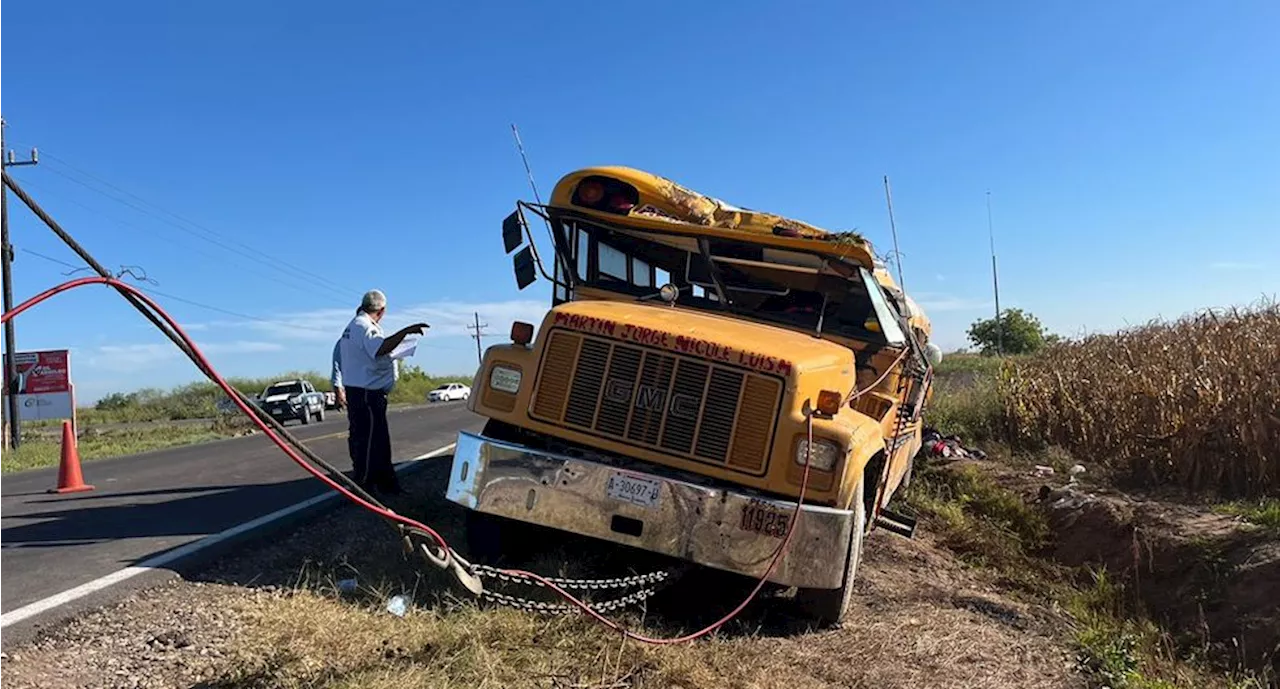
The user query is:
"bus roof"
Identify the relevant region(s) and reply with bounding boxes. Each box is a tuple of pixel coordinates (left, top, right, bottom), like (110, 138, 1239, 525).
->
(547, 166, 878, 269)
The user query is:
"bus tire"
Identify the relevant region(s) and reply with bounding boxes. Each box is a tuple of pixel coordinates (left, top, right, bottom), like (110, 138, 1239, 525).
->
(795, 476, 866, 626)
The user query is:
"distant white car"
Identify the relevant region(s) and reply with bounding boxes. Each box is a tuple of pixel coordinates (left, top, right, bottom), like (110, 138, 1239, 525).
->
(427, 383, 470, 402)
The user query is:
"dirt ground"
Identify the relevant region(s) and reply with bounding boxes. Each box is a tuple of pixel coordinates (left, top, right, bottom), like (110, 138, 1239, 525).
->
(1, 458, 1087, 689)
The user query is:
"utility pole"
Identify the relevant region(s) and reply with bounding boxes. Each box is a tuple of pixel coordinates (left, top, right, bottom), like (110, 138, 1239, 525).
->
(1, 117, 39, 449)
(986, 190, 1003, 356)
(467, 312, 488, 366)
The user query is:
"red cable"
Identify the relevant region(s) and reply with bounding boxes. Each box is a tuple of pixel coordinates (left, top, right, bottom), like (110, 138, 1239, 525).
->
(3, 276, 819, 644)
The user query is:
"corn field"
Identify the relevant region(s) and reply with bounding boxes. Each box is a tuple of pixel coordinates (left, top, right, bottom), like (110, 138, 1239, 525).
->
(999, 300, 1280, 497)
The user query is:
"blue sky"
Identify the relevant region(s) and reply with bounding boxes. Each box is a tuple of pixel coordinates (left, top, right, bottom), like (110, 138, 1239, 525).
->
(2, 1, 1277, 403)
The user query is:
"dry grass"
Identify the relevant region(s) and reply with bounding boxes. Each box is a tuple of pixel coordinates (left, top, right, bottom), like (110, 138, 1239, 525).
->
(205, 586, 1078, 689)
(999, 301, 1280, 497)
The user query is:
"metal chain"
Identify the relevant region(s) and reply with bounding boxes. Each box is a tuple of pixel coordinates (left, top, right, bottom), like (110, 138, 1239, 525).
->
(471, 564, 677, 591)
(470, 564, 682, 615)
(479, 586, 659, 616)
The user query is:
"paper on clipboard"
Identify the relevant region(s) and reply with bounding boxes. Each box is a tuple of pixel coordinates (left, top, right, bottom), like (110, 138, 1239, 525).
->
(388, 334, 420, 360)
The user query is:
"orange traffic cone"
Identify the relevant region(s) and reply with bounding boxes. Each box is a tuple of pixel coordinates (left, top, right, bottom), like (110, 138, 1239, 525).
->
(49, 420, 94, 494)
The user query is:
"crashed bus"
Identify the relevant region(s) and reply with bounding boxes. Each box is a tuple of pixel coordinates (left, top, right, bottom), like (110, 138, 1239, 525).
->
(446, 166, 941, 623)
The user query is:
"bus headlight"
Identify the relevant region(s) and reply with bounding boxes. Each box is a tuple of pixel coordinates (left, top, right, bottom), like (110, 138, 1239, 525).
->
(489, 365, 522, 394)
(795, 438, 842, 472)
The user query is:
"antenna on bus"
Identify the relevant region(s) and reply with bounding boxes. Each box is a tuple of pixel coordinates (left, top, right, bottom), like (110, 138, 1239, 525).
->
(510, 124, 544, 206)
(509, 123, 573, 290)
(883, 175, 907, 294)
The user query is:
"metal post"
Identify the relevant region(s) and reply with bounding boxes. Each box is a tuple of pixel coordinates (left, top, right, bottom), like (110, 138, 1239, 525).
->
(986, 191, 1003, 356)
(2, 119, 20, 448)
(467, 312, 488, 366)
(2, 118, 41, 448)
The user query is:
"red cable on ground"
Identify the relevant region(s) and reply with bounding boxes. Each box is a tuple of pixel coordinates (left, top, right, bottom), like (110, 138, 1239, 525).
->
(3, 276, 819, 644)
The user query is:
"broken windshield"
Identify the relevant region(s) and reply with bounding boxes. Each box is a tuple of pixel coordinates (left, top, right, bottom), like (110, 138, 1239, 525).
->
(555, 218, 908, 346)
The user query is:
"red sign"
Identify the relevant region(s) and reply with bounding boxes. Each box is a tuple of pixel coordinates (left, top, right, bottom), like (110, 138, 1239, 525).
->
(553, 312, 793, 376)
(11, 350, 71, 394)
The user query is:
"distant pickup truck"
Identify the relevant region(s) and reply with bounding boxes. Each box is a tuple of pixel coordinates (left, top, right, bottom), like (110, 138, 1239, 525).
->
(256, 379, 327, 425)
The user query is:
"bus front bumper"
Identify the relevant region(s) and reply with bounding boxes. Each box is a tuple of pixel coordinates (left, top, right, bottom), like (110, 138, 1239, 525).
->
(445, 430, 854, 589)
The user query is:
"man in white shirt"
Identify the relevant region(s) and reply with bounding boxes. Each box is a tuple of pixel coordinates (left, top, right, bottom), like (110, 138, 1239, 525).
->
(336, 289, 428, 495)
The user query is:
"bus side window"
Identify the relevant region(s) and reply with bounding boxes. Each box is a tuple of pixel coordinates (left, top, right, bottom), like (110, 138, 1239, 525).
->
(577, 230, 589, 278)
(656, 268, 671, 287)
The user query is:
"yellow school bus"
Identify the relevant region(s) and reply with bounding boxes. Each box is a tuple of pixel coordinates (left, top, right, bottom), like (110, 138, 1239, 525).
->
(446, 166, 942, 623)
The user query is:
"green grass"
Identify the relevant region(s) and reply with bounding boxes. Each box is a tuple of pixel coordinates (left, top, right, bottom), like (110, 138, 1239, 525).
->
(77, 366, 473, 425)
(904, 461, 1268, 689)
(1213, 499, 1280, 532)
(2, 424, 233, 474)
(924, 374, 1006, 443)
(933, 351, 1007, 377)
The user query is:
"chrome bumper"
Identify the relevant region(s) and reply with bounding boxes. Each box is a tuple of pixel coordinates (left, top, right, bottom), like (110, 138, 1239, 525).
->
(445, 431, 854, 589)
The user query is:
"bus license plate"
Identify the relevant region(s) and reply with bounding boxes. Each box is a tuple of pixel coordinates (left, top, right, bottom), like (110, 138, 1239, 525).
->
(606, 472, 661, 508)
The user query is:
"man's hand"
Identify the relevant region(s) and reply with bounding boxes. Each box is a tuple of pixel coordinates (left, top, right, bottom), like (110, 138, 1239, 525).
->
(335, 387, 347, 409)
(377, 323, 431, 357)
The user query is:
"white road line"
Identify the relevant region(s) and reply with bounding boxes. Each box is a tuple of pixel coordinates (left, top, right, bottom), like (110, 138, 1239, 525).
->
(0, 442, 457, 629)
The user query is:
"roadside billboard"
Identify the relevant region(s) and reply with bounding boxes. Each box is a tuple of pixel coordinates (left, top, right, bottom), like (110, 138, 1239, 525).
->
(5, 349, 75, 422)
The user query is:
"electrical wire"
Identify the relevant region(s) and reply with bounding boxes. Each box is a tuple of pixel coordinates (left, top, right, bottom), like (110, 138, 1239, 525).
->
(35, 159, 356, 301)
(5, 275, 822, 645)
(10, 173, 352, 306)
(19, 246, 336, 334)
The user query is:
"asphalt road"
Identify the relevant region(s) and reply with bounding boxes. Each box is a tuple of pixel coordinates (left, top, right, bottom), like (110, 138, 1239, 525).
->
(0, 402, 482, 622)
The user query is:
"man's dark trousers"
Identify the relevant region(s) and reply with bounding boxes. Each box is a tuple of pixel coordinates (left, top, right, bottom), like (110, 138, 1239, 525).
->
(345, 386, 400, 493)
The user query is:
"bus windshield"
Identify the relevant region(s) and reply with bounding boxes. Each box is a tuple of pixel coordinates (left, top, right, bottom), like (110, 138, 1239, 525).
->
(553, 217, 908, 346)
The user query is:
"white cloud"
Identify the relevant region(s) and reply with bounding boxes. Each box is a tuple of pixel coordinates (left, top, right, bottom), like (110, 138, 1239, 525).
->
(85, 340, 285, 372)
(87, 344, 179, 372)
(911, 293, 992, 312)
(202, 341, 287, 354)
(1208, 261, 1262, 271)
(202, 299, 552, 344)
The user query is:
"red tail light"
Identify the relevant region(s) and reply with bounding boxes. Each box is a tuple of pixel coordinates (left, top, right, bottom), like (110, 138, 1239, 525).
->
(577, 180, 605, 205)
(572, 176, 639, 216)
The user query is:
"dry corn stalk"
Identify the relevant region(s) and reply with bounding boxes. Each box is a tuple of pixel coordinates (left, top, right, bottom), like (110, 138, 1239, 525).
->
(999, 299, 1280, 497)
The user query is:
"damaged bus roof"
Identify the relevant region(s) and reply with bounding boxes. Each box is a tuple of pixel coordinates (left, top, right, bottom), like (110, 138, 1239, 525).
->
(547, 166, 878, 270)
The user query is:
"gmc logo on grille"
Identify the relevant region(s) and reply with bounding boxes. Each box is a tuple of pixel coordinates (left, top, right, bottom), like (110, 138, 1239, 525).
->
(635, 385, 665, 412)
(604, 378, 699, 422)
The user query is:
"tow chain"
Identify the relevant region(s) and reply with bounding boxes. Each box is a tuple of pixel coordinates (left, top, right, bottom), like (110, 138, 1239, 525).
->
(472, 565, 682, 615)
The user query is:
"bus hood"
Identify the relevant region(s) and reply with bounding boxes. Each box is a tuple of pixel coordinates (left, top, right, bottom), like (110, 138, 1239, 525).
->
(542, 300, 855, 380)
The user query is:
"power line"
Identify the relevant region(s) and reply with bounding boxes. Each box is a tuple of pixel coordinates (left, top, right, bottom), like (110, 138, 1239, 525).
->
(33, 154, 355, 301)
(37, 150, 355, 292)
(17, 246, 338, 333)
(9, 172, 351, 307)
(21, 241, 475, 352)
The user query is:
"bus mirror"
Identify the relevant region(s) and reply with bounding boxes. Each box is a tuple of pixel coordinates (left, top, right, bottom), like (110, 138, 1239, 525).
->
(513, 246, 537, 290)
(502, 210, 524, 254)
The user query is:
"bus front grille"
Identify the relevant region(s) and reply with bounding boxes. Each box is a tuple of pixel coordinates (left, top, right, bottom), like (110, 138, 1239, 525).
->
(529, 329, 782, 474)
